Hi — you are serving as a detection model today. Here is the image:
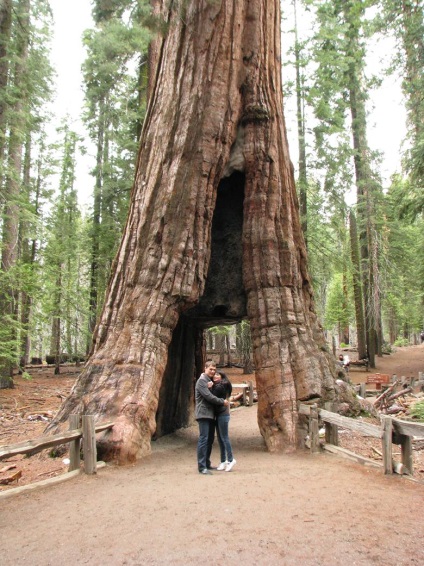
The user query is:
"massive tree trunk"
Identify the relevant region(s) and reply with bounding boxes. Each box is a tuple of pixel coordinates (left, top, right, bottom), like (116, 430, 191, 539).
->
(48, 0, 336, 462)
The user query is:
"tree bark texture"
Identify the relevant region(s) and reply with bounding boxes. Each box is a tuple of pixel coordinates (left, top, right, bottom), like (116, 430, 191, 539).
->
(48, 0, 336, 462)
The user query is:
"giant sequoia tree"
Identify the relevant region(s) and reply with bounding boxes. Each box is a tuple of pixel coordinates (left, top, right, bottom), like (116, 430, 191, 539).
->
(49, 0, 338, 463)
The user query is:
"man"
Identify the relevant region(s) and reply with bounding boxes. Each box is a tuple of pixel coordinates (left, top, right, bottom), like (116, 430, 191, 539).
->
(195, 360, 228, 475)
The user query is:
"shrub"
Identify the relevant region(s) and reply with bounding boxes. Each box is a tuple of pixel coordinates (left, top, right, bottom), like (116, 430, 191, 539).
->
(393, 337, 409, 347)
(410, 401, 424, 421)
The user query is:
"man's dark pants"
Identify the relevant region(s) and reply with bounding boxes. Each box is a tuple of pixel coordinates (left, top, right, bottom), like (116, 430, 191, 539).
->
(197, 418, 215, 471)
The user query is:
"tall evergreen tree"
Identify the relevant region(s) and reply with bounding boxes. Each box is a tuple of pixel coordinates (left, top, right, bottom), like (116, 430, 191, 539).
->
(82, 0, 150, 347)
(42, 125, 87, 373)
(306, 0, 384, 365)
(0, 0, 53, 386)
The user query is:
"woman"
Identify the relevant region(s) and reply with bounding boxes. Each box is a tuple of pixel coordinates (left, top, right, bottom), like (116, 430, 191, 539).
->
(211, 372, 236, 472)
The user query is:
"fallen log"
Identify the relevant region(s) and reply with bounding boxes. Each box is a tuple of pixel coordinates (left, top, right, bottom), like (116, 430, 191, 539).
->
(385, 405, 403, 415)
(230, 392, 244, 402)
(388, 387, 412, 402)
(0, 470, 22, 485)
(0, 464, 16, 473)
(375, 380, 399, 409)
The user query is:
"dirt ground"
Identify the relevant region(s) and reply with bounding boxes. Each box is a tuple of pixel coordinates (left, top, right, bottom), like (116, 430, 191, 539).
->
(0, 346, 424, 565)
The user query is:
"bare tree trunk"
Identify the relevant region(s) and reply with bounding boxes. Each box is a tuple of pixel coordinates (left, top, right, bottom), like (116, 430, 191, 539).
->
(48, 1, 337, 462)
(0, 0, 11, 177)
(51, 271, 62, 376)
(294, 0, 307, 244)
(225, 332, 232, 367)
(343, 2, 381, 369)
(349, 211, 366, 359)
(240, 320, 253, 375)
(87, 98, 106, 352)
(18, 135, 33, 371)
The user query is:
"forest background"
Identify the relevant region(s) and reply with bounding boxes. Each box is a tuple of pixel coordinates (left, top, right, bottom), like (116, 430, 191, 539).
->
(0, 0, 423, 388)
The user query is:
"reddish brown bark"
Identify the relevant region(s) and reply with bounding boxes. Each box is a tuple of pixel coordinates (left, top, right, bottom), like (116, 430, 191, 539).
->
(48, 0, 336, 462)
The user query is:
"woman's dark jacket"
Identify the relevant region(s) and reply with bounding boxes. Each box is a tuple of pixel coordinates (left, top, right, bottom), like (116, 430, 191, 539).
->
(211, 377, 232, 416)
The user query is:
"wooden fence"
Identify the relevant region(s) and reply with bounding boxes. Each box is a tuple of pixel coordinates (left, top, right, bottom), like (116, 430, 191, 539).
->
(0, 415, 113, 475)
(299, 403, 424, 476)
(232, 382, 254, 406)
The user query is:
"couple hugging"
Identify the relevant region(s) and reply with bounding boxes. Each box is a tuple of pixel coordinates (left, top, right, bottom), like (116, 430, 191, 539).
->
(195, 360, 236, 475)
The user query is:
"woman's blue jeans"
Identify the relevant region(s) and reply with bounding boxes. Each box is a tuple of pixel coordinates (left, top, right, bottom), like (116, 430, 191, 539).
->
(216, 414, 233, 463)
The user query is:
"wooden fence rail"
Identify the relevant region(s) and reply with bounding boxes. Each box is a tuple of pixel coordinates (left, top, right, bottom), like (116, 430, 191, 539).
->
(232, 382, 254, 406)
(299, 403, 424, 476)
(0, 416, 114, 475)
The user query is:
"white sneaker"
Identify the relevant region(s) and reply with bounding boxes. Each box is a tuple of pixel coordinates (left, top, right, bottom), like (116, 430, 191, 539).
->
(225, 458, 236, 472)
(217, 461, 228, 471)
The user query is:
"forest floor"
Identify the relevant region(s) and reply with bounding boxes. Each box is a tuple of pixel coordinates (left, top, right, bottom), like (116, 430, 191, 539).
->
(0, 345, 424, 564)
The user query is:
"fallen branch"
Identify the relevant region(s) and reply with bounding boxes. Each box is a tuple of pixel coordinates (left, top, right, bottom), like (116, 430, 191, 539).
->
(36, 468, 62, 477)
(230, 392, 244, 402)
(374, 381, 399, 409)
(388, 387, 412, 401)
(0, 464, 16, 473)
(0, 470, 22, 485)
(371, 447, 382, 458)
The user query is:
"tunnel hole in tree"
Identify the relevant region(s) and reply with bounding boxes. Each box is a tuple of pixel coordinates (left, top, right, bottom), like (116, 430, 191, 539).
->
(155, 171, 247, 438)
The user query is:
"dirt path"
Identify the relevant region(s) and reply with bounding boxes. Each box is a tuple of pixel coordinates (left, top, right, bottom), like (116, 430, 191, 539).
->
(1, 345, 424, 565)
(1, 401, 424, 565)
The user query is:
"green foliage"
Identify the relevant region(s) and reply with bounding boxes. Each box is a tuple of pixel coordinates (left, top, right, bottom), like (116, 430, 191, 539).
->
(82, 1, 151, 320)
(324, 272, 354, 330)
(382, 177, 424, 338)
(38, 124, 91, 357)
(410, 400, 424, 421)
(208, 325, 233, 337)
(393, 337, 409, 347)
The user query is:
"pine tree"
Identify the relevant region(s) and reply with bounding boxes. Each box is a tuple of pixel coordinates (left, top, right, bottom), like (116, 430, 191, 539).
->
(82, 0, 150, 347)
(0, 0, 53, 386)
(42, 125, 86, 373)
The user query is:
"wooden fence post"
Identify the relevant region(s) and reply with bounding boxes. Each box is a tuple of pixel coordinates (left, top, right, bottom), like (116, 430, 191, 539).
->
(248, 381, 254, 407)
(324, 402, 339, 446)
(359, 383, 366, 398)
(310, 404, 319, 453)
(400, 434, 413, 475)
(68, 414, 81, 472)
(82, 415, 97, 474)
(381, 416, 393, 475)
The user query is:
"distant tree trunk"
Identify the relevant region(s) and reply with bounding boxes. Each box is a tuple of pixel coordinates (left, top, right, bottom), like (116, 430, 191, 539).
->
(349, 210, 366, 359)
(0, 0, 11, 172)
(341, 257, 349, 345)
(19, 134, 33, 371)
(294, 0, 308, 244)
(343, 1, 381, 368)
(216, 333, 226, 366)
(87, 101, 104, 349)
(225, 332, 232, 367)
(240, 320, 253, 375)
(51, 272, 62, 375)
(48, 0, 337, 462)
